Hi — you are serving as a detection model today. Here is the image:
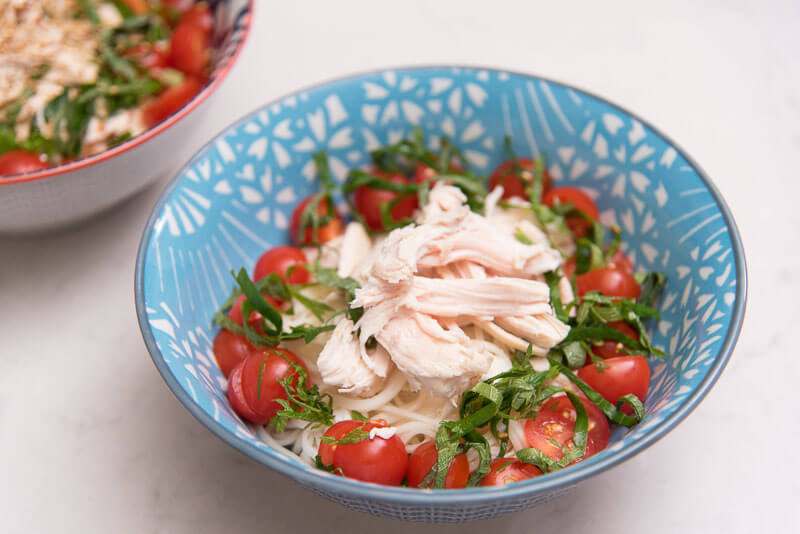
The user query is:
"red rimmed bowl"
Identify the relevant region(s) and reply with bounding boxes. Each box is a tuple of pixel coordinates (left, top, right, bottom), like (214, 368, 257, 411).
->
(0, 0, 252, 234)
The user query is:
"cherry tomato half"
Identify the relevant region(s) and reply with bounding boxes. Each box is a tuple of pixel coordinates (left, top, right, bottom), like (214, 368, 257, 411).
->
(524, 395, 610, 463)
(489, 158, 553, 200)
(0, 150, 48, 176)
(577, 356, 650, 415)
(289, 195, 344, 245)
(406, 440, 469, 489)
(141, 77, 204, 128)
(253, 246, 310, 286)
(480, 458, 542, 486)
(576, 266, 641, 300)
(212, 328, 258, 378)
(353, 169, 419, 231)
(542, 186, 598, 238)
(318, 420, 408, 486)
(592, 321, 640, 360)
(226, 361, 261, 422)
(169, 21, 210, 77)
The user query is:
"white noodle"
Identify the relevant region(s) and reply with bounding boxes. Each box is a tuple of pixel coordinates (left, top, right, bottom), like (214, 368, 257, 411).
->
(371, 405, 440, 426)
(332, 371, 407, 412)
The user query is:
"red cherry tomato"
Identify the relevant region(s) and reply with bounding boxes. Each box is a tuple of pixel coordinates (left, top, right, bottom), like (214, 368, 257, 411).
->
(412, 157, 464, 184)
(318, 420, 365, 466)
(524, 395, 610, 463)
(125, 42, 170, 70)
(480, 458, 542, 486)
(576, 266, 641, 299)
(228, 294, 261, 329)
(227, 294, 285, 335)
(212, 328, 258, 378)
(169, 21, 210, 77)
(318, 420, 408, 486)
(353, 169, 419, 231)
(236, 348, 307, 424)
(226, 361, 262, 422)
(563, 251, 634, 281)
(119, 0, 148, 15)
(0, 150, 48, 176)
(142, 77, 204, 128)
(413, 162, 439, 184)
(178, 2, 213, 35)
(608, 250, 634, 275)
(406, 440, 469, 489)
(489, 158, 553, 200)
(253, 246, 310, 285)
(577, 356, 650, 415)
(542, 186, 598, 238)
(562, 256, 577, 280)
(592, 321, 640, 360)
(289, 195, 345, 245)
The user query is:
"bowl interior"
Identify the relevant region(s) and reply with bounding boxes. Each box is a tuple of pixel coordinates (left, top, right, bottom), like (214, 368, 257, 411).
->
(137, 67, 743, 506)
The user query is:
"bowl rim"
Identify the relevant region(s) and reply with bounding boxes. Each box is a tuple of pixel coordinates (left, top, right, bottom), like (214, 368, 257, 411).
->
(135, 64, 747, 505)
(0, 0, 255, 187)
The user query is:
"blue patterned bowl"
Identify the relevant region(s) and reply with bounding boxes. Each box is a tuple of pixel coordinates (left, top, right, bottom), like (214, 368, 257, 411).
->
(135, 66, 746, 522)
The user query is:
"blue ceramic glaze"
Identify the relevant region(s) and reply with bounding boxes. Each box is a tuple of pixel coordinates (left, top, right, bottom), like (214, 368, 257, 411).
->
(135, 66, 746, 522)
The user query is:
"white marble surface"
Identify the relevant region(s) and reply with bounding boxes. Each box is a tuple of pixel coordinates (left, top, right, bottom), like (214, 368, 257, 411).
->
(1, 1, 797, 532)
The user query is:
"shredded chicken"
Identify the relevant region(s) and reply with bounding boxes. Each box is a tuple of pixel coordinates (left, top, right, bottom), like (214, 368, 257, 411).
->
(494, 314, 570, 349)
(302, 235, 344, 271)
(475, 320, 537, 354)
(315, 184, 570, 399)
(416, 190, 561, 277)
(316, 319, 387, 397)
(337, 222, 372, 278)
(364, 186, 561, 284)
(355, 276, 552, 319)
(441, 260, 568, 354)
(374, 310, 491, 398)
